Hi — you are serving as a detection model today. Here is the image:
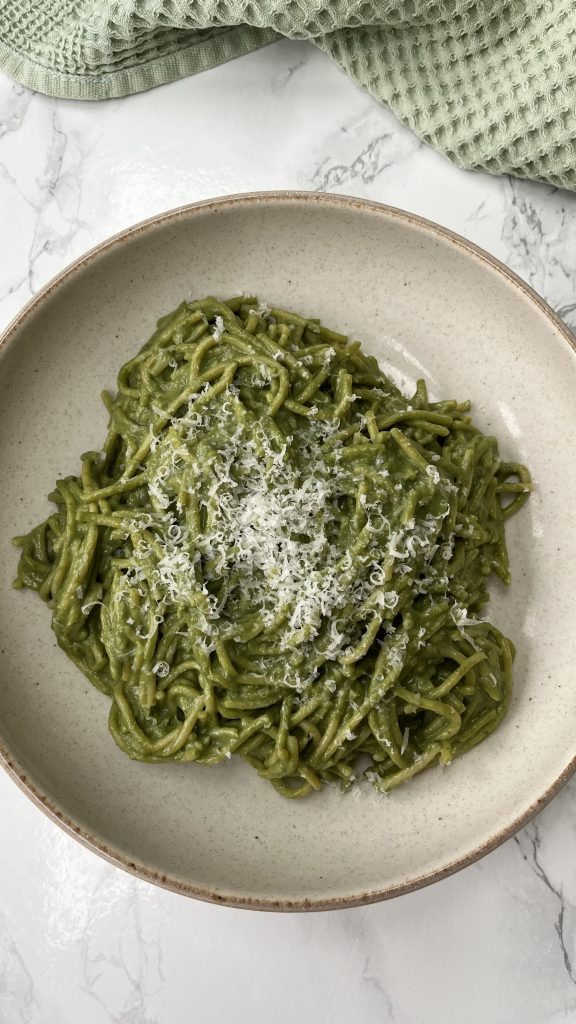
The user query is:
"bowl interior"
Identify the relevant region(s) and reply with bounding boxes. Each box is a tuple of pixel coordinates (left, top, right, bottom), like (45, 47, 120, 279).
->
(1, 194, 576, 908)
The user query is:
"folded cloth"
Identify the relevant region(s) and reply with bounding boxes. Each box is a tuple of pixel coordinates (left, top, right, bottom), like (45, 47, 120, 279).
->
(1, 1, 575, 189)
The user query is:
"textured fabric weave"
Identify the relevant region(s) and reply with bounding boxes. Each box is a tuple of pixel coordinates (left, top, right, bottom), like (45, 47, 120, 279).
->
(1, 1, 576, 189)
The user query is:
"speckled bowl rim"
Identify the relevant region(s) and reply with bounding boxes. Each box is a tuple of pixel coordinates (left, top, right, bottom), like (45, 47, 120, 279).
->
(1, 190, 576, 912)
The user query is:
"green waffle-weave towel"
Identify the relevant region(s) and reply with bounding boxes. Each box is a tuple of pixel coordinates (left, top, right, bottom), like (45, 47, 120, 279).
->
(1, 2, 575, 189)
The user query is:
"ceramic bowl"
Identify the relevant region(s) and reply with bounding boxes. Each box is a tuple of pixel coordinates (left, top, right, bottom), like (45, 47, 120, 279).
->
(1, 192, 575, 910)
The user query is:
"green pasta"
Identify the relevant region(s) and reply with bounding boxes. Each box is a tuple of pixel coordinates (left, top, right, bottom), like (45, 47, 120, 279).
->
(13, 296, 532, 798)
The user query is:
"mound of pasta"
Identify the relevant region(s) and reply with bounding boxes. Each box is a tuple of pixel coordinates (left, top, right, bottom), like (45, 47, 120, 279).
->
(14, 297, 531, 797)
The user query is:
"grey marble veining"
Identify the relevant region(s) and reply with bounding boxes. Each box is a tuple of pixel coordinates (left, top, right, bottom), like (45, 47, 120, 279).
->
(1, 36, 576, 1024)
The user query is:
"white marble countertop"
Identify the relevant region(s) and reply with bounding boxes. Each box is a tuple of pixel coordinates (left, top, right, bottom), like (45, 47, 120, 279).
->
(1, 38, 576, 1024)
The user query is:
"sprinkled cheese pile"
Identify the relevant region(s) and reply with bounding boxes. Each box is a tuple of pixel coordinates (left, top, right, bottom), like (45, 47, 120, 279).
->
(112, 313, 459, 691)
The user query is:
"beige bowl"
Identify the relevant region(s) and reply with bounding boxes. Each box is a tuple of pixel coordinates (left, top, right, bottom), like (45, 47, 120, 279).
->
(1, 192, 576, 911)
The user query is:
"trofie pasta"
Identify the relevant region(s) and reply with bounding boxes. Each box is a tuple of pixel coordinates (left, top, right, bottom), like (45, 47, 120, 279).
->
(13, 297, 531, 797)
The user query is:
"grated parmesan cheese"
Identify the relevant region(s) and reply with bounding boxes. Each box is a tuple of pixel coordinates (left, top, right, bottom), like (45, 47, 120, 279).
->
(212, 316, 225, 341)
